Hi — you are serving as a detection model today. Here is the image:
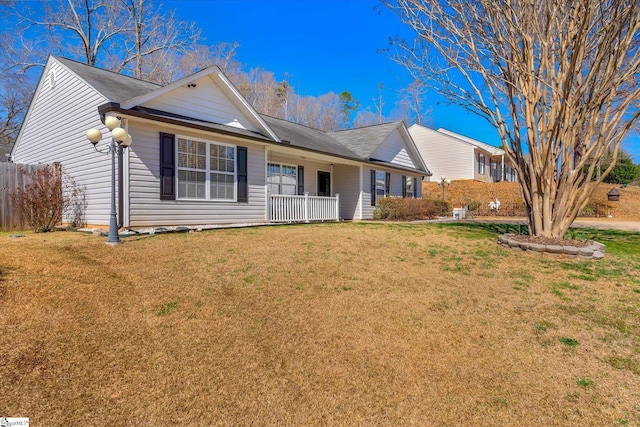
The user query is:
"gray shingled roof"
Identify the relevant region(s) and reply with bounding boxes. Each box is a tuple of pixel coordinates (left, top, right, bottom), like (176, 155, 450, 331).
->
(329, 122, 402, 158)
(55, 56, 160, 103)
(54, 56, 426, 173)
(261, 116, 362, 159)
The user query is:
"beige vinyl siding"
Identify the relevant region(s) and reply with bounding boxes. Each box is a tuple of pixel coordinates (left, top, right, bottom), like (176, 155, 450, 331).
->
(140, 75, 261, 133)
(332, 164, 360, 220)
(127, 121, 266, 226)
(11, 58, 114, 226)
(409, 125, 474, 180)
(370, 130, 416, 169)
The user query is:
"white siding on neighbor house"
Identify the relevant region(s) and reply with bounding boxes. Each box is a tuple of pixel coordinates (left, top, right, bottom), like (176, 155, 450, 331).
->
(11, 58, 114, 226)
(332, 164, 360, 220)
(370, 129, 416, 169)
(409, 125, 474, 181)
(127, 121, 267, 226)
(140, 75, 261, 133)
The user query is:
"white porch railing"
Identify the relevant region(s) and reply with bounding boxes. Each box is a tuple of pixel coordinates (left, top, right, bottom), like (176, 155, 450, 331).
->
(269, 193, 340, 223)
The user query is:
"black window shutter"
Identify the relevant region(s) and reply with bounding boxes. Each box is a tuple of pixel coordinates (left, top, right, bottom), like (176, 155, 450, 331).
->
(385, 172, 390, 196)
(159, 132, 175, 200)
(237, 146, 248, 203)
(413, 177, 418, 198)
(297, 165, 304, 195)
(402, 175, 407, 198)
(370, 169, 376, 206)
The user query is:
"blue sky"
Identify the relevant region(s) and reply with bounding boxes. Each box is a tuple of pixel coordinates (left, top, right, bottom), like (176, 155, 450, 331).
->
(164, 0, 639, 161)
(164, 0, 509, 147)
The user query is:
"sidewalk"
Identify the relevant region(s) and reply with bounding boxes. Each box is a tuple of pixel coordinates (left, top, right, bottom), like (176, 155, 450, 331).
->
(467, 216, 640, 232)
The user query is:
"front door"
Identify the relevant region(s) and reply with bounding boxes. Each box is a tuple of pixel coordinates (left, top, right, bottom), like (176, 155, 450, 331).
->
(317, 171, 331, 197)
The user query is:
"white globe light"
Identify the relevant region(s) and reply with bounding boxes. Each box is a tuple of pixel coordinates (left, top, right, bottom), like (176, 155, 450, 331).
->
(121, 134, 132, 147)
(446, 179, 451, 185)
(441, 175, 446, 181)
(111, 127, 127, 142)
(104, 116, 121, 130)
(86, 128, 102, 144)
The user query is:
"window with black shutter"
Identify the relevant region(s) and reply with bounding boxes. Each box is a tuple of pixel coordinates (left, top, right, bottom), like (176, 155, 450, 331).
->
(402, 175, 407, 198)
(297, 165, 304, 195)
(160, 132, 175, 200)
(237, 146, 248, 202)
(385, 172, 390, 196)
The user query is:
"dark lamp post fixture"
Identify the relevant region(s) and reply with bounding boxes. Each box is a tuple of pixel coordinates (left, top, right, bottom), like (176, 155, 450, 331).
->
(438, 175, 451, 216)
(86, 116, 132, 245)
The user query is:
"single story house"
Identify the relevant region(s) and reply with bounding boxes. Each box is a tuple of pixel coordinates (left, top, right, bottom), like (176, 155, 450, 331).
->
(11, 56, 431, 228)
(409, 124, 517, 183)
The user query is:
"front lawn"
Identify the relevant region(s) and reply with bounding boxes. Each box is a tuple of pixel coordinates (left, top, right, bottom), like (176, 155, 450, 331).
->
(1, 223, 639, 425)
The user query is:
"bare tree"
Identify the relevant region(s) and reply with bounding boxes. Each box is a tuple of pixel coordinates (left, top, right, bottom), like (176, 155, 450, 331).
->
(0, 0, 202, 148)
(385, 0, 640, 238)
(0, 73, 31, 147)
(353, 109, 379, 128)
(373, 83, 385, 124)
(395, 80, 430, 126)
(113, 0, 200, 80)
(4, 0, 200, 79)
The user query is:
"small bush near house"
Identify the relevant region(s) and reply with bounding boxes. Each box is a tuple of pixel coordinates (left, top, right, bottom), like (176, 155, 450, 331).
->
(11, 165, 85, 232)
(373, 197, 447, 220)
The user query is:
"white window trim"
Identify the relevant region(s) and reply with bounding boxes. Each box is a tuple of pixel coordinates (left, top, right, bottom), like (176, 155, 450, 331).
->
(267, 162, 298, 195)
(316, 169, 331, 197)
(478, 153, 486, 175)
(175, 135, 237, 202)
(405, 176, 414, 198)
(375, 170, 386, 198)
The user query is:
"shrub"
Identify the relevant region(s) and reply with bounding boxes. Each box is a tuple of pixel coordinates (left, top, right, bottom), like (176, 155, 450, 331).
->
(11, 165, 86, 232)
(373, 198, 446, 220)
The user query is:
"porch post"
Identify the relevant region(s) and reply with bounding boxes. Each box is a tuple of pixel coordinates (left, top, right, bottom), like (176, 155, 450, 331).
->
(335, 193, 340, 221)
(266, 188, 271, 223)
(304, 192, 309, 223)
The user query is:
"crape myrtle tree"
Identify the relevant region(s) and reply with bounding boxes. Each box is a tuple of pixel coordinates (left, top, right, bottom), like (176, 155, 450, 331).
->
(384, 0, 640, 238)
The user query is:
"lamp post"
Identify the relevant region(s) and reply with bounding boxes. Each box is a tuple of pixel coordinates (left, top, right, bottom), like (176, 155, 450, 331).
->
(438, 175, 451, 216)
(86, 116, 132, 245)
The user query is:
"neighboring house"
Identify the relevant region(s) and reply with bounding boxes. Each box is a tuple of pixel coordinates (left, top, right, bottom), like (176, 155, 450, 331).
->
(11, 56, 430, 228)
(409, 124, 517, 182)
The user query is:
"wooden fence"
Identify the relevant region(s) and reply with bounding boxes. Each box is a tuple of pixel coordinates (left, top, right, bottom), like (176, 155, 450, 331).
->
(0, 163, 47, 232)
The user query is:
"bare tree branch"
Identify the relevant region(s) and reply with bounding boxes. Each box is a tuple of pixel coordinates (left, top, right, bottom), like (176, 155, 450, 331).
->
(385, 0, 640, 237)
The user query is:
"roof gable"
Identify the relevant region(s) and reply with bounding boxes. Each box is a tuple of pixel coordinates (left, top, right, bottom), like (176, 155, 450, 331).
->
(121, 66, 280, 141)
(13, 56, 111, 158)
(331, 122, 429, 173)
(436, 128, 504, 156)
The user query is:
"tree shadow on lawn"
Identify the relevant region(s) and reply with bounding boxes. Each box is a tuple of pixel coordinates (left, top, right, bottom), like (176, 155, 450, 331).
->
(438, 221, 640, 256)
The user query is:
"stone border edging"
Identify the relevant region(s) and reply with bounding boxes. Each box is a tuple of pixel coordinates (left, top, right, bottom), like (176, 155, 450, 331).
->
(497, 233, 605, 259)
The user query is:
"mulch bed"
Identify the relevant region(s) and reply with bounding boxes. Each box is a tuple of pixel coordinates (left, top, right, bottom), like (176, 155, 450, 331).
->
(508, 234, 592, 248)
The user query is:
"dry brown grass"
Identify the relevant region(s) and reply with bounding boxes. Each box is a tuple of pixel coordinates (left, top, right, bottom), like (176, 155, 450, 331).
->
(423, 181, 640, 220)
(1, 223, 639, 426)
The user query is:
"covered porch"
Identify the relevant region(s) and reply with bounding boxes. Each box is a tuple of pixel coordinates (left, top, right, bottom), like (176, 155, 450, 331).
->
(264, 144, 361, 223)
(268, 193, 340, 223)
